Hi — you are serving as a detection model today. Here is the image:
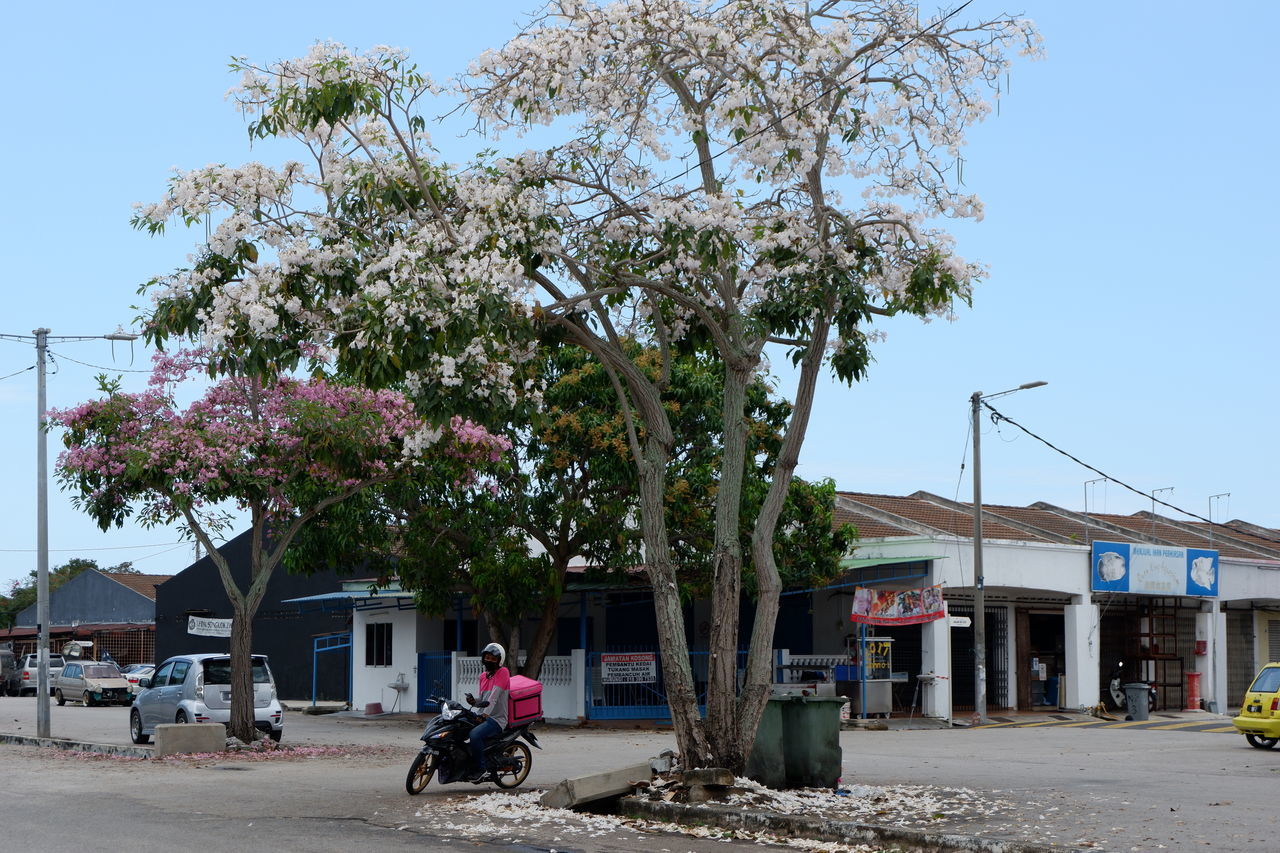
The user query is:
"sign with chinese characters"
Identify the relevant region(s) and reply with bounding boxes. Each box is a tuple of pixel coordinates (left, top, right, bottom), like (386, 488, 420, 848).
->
(850, 584, 946, 626)
(1090, 540, 1219, 597)
(600, 652, 658, 684)
(188, 616, 233, 637)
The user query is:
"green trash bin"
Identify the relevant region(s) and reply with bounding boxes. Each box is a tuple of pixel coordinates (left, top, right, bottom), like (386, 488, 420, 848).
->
(746, 695, 846, 789)
(744, 696, 788, 788)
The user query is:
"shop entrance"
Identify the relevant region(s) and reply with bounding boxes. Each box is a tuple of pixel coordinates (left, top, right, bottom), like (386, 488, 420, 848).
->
(1016, 610, 1064, 710)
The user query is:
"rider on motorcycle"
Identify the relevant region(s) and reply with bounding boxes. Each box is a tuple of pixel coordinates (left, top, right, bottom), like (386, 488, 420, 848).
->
(463, 643, 510, 781)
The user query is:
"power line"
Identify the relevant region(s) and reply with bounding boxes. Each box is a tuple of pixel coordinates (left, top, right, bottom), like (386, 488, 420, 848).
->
(47, 350, 149, 373)
(0, 364, 34, 382)
(981, 401, 1280, 547)
(0, 540, 185, 553)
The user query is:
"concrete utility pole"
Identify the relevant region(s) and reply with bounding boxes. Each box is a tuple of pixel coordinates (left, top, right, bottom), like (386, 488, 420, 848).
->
(35, 328, 50, 739)
(18, 327, 140, 739)
(971, 380, 1046, 725)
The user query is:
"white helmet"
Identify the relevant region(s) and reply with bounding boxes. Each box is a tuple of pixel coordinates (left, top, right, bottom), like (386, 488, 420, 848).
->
(481, 643, 506, 666)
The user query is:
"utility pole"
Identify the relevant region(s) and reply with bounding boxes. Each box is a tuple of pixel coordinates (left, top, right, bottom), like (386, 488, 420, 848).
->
(0, 327, 141, 740)
(970, 381, 1047, 725)
(35, 328, 50, 738)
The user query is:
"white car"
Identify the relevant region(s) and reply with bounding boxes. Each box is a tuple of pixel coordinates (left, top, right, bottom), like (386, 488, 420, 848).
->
(121, 664, 155, 695)
(18, 653, 65, 696)
(130, 653, 283, 744)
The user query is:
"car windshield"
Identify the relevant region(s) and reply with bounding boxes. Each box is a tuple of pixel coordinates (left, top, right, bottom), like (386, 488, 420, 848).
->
(84, 665, 121, 678)
(202, 659, 271, 684)
(1250, 667, 1280, 693)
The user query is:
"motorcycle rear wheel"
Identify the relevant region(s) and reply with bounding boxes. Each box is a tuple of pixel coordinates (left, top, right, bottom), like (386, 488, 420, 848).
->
(406, 751, 438, 794)
(492, 741, 531, 789)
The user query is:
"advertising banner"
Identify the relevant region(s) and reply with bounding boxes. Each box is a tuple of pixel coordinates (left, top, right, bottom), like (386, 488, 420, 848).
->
(188, 616, 233, 637)
(850, 584, 946, 626)
(1090, 540, 1219, 597)
(599, 652, 658, 684)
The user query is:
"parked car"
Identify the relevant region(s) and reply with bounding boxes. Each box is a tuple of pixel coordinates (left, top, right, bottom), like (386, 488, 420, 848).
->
(0, 648, 18, 696)
(130, 653, 284, 744)
(53, 661, 132, 706)
(122, 664, 156, 695)
(19, 653, 65, 696)
(1233, 662, 1280, 749)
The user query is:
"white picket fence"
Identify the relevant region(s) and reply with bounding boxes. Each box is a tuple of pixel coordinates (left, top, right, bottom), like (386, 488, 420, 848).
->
(450, 650, 585, 721)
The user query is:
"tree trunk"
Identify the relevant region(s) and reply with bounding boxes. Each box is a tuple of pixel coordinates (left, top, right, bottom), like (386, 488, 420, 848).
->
(639, 437, 708, 767)
(737, 315, 830, 753)
(228, 598, 257, 743)
(521, 559, 570, 679)
(705, 353, 754, 770)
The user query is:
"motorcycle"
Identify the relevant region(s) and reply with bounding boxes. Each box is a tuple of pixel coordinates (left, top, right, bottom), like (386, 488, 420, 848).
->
(1106, 661, 1157, 714)
(406, 694, 541, 794)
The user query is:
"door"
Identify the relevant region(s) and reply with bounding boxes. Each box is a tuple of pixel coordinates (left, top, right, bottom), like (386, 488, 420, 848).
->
(139, 660, 175, 728)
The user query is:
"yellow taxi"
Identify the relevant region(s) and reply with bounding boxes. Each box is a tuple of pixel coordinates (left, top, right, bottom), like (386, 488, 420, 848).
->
(1233, 662, 1280, 749)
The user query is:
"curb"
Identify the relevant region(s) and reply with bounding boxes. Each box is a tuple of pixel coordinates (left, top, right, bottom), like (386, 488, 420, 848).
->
(620, 797, 1084, 853)
(0, 733, 153, 759)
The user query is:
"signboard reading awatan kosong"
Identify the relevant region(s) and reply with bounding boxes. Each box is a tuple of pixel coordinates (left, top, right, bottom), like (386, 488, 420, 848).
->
(599, 652, 658, 684)
(1090, 540, 1219, 597)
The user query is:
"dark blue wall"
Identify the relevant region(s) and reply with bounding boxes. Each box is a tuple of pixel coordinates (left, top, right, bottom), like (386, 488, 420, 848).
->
(154, 531, 354, 701)
(15, 570, 156, 627)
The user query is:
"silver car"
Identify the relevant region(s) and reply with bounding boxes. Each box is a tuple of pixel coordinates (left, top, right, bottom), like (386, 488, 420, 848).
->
(18, 653, 65, 696)
(129, 653, 284, 744)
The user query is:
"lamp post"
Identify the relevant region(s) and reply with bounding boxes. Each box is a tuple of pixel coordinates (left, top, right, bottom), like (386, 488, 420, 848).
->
(970, 380, 1047, 724)
(23, 327, 139, 738)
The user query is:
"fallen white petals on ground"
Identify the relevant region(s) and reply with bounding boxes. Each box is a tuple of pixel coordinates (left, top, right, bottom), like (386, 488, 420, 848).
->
(728, 776, 1020, 830)
(427, 790, 900, 851)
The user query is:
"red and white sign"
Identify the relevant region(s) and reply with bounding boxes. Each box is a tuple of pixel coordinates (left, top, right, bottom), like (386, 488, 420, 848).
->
(600, 652, 658, 684)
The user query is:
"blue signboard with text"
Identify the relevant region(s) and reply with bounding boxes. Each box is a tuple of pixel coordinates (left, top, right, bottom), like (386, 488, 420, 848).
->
(1091, 540, 1218, 597)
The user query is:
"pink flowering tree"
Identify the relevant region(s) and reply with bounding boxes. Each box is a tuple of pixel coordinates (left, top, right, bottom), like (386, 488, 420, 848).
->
(50, 351, 509, 742)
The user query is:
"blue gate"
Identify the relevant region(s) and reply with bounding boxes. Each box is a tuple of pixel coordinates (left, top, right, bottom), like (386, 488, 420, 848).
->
(417, 653, 453, 712)
(586, 648, 748, 719)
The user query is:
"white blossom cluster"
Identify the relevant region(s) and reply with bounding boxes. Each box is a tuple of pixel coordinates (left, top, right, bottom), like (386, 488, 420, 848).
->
(137, 1, 1039, 399)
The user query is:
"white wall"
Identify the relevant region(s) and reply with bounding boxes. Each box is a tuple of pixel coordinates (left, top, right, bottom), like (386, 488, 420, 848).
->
(351, 605, 419, 713)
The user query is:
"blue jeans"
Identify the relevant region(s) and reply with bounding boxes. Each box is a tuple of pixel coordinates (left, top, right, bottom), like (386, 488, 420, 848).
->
(469, 718, 502, 771)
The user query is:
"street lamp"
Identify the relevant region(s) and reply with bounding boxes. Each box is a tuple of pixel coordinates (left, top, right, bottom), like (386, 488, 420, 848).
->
(27, 327, 139, 738)
(970, 380, 1047, 724)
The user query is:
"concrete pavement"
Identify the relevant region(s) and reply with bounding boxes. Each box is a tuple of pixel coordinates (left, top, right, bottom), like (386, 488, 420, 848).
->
(3, 695, 1275, 852)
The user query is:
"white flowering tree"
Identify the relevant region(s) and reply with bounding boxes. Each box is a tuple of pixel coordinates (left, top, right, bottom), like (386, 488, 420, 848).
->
(136, 1, 1039, 769)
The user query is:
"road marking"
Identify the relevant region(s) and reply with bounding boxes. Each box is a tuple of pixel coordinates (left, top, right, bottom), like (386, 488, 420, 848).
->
(1146, 721, 1226, 730)
(1100, 720, 1155, 728)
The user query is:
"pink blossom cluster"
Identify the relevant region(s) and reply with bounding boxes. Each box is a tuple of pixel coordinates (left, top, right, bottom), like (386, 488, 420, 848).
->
(49, 350, 508, 528)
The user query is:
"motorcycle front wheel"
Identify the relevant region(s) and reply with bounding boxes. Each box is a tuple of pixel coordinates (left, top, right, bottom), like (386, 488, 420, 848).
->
(492, 741, 532, 789)
(406, 751, 438, 794)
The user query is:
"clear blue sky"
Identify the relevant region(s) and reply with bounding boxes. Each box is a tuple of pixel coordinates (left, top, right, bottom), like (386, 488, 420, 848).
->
(1, 2, 1276, 592)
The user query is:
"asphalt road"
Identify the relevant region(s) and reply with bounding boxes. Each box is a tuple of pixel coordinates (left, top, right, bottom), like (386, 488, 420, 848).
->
(3, 696, 1278, 852)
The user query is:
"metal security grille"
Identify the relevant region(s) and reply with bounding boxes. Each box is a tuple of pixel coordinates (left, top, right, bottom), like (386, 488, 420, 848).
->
(948, 605, 1010, 711)
(1269, 620, 1280, 663)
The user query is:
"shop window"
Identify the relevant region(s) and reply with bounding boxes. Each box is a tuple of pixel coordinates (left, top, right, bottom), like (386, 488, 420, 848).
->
(366, 622, 393, 667)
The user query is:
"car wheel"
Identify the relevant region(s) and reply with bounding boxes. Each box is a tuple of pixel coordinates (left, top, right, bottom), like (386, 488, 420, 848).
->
(83, 691, 95, 708)
(130, 710, 151, 745)
(175, 710, 189, 725)
(1246, 734, 1278, 750)
(268, 729, 282, 743)
(55, 689, 65, 706)
(492, 741, 532, 789)
(405, 751, 437, 795)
